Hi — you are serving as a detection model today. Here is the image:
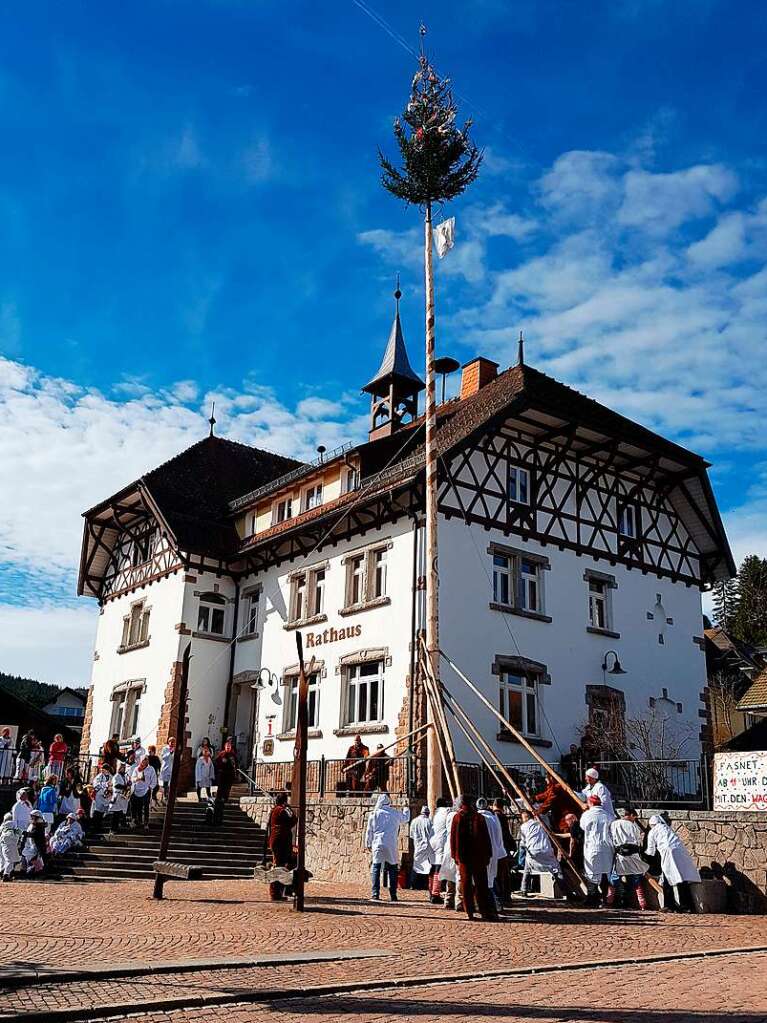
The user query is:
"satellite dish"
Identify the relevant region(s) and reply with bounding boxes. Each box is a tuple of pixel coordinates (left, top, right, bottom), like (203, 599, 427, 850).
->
(433, 356, 460, 403)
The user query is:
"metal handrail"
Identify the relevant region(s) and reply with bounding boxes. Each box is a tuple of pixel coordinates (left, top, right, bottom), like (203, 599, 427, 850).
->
(229, 442, 354, 512)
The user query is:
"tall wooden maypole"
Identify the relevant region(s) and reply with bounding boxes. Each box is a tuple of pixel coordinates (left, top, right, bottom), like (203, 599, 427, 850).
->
(379, 33, 481, 808)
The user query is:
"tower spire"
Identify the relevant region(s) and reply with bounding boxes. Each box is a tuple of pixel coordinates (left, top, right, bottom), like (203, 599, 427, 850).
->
(208, 402, 217, 437)
(517, 330, 525, 367)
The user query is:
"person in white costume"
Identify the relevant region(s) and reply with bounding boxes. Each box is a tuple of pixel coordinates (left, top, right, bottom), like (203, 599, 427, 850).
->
(580, 795, 615, 906)
(365, 793, 410, 902)
(0, 812, 23, 881)
(428, 797, 451, 904)
(0, 729, 14, 780)
(109, 764, 130, 833)
(580, 768, 616, 820)
(518, 808, 564, 896)
(159, 738, 176, 796)
(90, 764, 113, 831)
(11, 789, 32, 832)
(438, 797, 462, 910)
(608, 807, 649, 909)
(477, 797, 506, 910)
(195, 748, 216, 801)
(50, 813, 85, 856)
(646, 814, 700, 913)
(409, 806, 434, 893)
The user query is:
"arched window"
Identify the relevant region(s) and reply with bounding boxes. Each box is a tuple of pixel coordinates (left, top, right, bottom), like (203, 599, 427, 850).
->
(197, 592, 226, 636)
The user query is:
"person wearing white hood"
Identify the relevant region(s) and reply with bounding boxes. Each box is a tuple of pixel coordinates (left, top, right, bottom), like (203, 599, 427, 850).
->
(580, 794, 615, 906)
(580, 768, 616, 820)
(477, 797, 506, 911)
(0, 812, 23, 880)
(365, 793, 410, 901)
(518, 807, 564, 897)
(438, 797, 462, 910)
(409, 806, 434, 893)
(646, 814, 700, 912)
(428, 797, 451, 904)
(50, 813, 85, 856)
(11, 788, 32, 832)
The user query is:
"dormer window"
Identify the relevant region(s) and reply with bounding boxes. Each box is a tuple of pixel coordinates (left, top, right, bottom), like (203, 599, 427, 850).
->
(304, 483, 323, 512)
(508, 466, 530, 506)
(273, 497, 293, 526)
(342, 467, 360, 494)
(131, 529, 156, 567)
(197, 592, 226, 636)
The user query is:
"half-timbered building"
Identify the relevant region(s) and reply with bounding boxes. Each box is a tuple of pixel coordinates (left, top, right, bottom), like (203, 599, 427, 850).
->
(78, 297, 734, 789)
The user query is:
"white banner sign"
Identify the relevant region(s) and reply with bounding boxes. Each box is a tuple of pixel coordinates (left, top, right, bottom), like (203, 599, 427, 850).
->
(714, 750, 767, 811)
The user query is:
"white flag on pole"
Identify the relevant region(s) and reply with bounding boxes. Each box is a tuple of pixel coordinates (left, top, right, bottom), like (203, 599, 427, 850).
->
(434, 217, 455, 259)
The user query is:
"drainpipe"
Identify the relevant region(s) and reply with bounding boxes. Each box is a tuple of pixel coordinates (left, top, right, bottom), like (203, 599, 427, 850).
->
(223, 579, 241, 740)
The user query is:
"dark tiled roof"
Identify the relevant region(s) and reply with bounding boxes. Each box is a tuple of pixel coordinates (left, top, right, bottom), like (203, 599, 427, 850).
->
(141, 437, 302, 557)
(363, 311, 425, 393)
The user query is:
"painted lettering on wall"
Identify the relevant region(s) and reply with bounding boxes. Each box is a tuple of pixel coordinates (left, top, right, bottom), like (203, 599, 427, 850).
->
(714, 751, 767, 811)
(305, 624, 362, 647)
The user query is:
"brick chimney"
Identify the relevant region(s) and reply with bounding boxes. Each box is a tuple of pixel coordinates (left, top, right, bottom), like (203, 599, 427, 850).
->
(460, 357, 499, 400)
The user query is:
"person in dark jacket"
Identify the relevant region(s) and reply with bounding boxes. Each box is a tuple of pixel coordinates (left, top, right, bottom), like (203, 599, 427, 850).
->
(450, 795, 496, 921)
(492, 797, 516, 906)
(100, 735, 122, 773)
(343, 735, 369, 794)
(267, 792, 297, 901)
(213, 741, 239, 824)
(363, 745, 391, 792)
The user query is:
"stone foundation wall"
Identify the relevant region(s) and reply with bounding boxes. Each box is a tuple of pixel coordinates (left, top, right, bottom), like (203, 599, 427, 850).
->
(241, 797, 420, 884)
(660, 810, 767, 914)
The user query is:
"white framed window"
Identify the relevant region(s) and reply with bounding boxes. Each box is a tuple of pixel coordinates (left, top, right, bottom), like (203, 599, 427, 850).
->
(618, 503, 637, 538)
(197, 592, 226, 636)
(347, 554, 365, 606)
(244, 590, 260, 636)
(131, 529, 156, 567)
(509, 465, 531, 506)
(493, 554, 513, 606)
(518, 558, 540, 612)
(303, 483, 323, 512)
(588, 578, 608, 629)
(490, 547, 544, 615)
(343, 544, 390, 609)
(248, 512, 258, 535)
(120, 601, 150, 650)
(110, 681, 144, 741)
(342, 467, 359, 493)
(283, 672, 319, 731)
(272, 497, 293, 525)
(499, 671, 539, 738)
(343, 660, 384, 726)
(288, 566, 326, 624)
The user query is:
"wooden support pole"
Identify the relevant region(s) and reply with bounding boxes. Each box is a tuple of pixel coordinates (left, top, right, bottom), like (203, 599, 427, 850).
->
(423, 200, 442, 812)
(440, 648, 587, 810)
(153, 641, 191, 900)
(419, 649, 460, 798)
(291, 633, 314, 913)
(440, 680, 588, 893)
(442, 698, 509, 801)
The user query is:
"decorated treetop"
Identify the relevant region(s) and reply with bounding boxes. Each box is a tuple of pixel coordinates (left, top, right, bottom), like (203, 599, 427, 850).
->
(379, 54, 482, 209)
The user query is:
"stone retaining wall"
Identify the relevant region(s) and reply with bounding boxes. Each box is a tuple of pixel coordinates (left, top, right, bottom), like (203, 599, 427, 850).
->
(654, 810, 767, 914)
(241, 796, 418, 884)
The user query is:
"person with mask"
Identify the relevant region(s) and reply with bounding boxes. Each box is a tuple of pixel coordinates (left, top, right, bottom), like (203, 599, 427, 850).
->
(580, 768, 616, 820)
(0, 812, 23, 881)
(646, 814, 700, 913)
(450, 795, 496, 921)
(477, 797, 506, 912)
(518, 807, 565, 897)
(438, 797, 462, 911)
(608, 807, 649, 910)
(409, 806, 434, 892)
(267, 792, 297, 901)
(342, 735, 369, 794)
(365, 793, 410, 902)
(580, 794, 615, 906)
(428, 797, 451, 904)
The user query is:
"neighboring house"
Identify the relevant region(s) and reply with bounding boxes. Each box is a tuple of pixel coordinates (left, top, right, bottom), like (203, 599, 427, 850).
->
(76, 293, 734, 787)
(41, 687, 87, 732)
(702, 626, 765, 750)
(0, 689, 81, 758)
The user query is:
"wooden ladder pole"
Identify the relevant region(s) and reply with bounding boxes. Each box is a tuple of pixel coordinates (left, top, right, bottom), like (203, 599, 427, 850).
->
(340, 723, 432, 775)
(420, 637, 461, 795)
(419, 651, 460, 799)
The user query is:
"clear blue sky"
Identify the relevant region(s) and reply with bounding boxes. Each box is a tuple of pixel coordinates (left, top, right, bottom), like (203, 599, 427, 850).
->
(1, 1, 766, 683)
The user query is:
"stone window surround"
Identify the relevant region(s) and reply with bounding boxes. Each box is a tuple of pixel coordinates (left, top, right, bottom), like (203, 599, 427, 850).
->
(238, 583, 263, 642)
(278, 660, 325, 738)
(193, 586, 232, 641)
(286, 561, 329, 628)
(337, 649, 389, 731)
(109, 679, 146, 741)
(118, 596, 152, 654)
(340, 540, 393, 614)
(488, 541, 551, 622)
(492, 654, 552, 747)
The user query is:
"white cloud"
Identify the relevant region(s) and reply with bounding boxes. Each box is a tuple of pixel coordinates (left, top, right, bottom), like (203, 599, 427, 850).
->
(357, 227, 422, 272)
(0, 605, 97, 686)
(618, 164, 738, 234)
(0, 356, 365, 589)
(538, 150, 623, 220)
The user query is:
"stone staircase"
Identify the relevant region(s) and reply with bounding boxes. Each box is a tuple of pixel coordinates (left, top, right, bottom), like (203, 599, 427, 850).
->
(51, 796, 266, 883)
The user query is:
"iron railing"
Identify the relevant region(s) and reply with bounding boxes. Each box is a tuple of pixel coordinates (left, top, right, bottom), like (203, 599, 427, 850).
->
(249, 756, 410, 799)
(594, 757, 709, 808)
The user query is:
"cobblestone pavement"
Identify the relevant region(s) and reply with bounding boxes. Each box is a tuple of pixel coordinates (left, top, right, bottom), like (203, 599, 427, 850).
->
(116, 951, 767, 1023)
(2, 880, 767, 1021)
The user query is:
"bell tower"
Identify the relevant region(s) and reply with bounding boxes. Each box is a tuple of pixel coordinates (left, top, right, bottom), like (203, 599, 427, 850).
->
(362, 281, 425, 441)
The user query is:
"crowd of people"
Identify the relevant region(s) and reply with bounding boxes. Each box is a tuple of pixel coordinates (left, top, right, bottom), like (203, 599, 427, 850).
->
(0, 729, 243, 881)
(362, 766, 701, 920)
